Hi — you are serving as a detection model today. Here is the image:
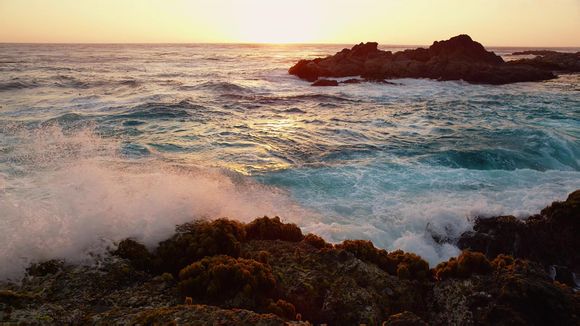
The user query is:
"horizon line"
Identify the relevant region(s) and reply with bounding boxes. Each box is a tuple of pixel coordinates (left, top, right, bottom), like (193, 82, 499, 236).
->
(1, 41, 579, 49)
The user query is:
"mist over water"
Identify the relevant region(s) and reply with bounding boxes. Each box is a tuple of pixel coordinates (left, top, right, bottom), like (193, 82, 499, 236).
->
(0, 44, 579, 278)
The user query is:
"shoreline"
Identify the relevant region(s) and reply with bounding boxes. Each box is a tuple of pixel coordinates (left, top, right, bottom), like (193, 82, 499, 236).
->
(1, 190, 578, 325)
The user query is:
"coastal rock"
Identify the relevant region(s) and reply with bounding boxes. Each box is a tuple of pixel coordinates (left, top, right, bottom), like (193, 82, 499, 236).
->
(511, 50, 560, 56)
(289, 34, 556, 84)
(95, 305, 304, 326)
(1, 191, 579, 325)
(458, 190, 580, 279)
(384, 311, 428, 325)
(509, 51, 580, 72)
(243, 240, 429, 325)
(429, 256, 580, 326)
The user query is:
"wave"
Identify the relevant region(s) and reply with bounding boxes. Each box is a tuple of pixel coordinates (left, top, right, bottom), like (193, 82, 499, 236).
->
(258, 163, 580, 266)
(0, 80, 39, 91)
(0, 126, 309, 280)
(112, 100, 204, 120)
(183, 81, 252, 94)
(117, 79, 141, 87)
(282, 108, 307, 114)
(421, 147, 579, 171)
(265, 94, 357, 104)
(53, 75, 143, 90)
(41, 113, 88, 126)
(54, 75, 91, 89)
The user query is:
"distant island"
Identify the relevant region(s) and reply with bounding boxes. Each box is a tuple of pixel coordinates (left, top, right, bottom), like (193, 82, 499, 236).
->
(289, 35, 580, 85)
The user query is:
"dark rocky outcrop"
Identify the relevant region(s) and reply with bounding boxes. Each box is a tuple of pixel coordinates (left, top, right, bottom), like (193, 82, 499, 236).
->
(458, 190, 580, 285)
(1, 191, 579, 325)
(509, 51, 580, 73)
(511, 50, 560, 56)
(289, 34, 557, 85)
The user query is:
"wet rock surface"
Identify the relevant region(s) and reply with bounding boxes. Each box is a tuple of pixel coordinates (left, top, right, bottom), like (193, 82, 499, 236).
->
(458, 190, 580, 282)
(289, 35, 560, 85)
(1, 192, 579, 325)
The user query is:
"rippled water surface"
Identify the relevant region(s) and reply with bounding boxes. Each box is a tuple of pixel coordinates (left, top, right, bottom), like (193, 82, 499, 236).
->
(1, 44, 579, 277)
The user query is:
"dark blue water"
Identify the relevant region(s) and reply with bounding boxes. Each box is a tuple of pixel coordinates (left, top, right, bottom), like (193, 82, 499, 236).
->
(0, 44, 578, 278)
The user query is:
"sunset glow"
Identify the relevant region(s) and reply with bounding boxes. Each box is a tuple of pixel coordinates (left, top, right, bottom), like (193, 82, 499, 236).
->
(0, 0, 579, 46)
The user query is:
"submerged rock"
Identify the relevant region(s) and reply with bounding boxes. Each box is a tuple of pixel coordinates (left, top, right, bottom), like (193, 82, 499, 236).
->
(289, 34, 557, 85)
(311, 79, 339, 86)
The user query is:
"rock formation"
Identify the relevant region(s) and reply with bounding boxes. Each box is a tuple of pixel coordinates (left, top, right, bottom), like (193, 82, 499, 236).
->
(1, 191, 579, 325)
(509, 51, 580, 73)
(289, 35, 560, 85)
(458, 190, 580, 287)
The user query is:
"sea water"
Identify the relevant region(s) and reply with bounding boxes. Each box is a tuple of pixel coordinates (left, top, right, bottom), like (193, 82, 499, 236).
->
(0, 43, 578, 278)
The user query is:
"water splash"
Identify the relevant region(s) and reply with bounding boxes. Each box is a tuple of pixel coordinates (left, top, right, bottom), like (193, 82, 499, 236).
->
(0, 126, 309, 279)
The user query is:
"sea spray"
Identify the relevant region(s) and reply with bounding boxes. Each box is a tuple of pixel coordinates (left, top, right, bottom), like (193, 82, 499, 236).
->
(0, 43, 578, 279)
(0, 126, 309, 279)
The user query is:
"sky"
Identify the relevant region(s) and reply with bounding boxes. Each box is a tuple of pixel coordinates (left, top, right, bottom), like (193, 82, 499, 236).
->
(0, 0, 579, 46)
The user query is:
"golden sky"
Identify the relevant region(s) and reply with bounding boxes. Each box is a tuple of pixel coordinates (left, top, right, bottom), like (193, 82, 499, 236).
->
(1, 0, 579, 46)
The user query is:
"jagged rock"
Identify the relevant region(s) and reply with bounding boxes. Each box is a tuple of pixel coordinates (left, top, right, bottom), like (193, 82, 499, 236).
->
(242, 240, 429, 325)
(289, 35, 556, 84)
(429, 257, 580, 326)
(1, 192, 579, 325)
(458, 190, 580, 280)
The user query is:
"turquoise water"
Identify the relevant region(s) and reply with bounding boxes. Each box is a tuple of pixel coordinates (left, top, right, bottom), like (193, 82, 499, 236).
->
(0, 44, 579, 278)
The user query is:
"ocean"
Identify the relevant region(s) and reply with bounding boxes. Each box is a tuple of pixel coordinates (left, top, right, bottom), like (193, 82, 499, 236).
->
(0, 43, 579, 279)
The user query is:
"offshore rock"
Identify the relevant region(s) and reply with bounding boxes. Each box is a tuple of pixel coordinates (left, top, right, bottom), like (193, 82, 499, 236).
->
(289, 34, 556, 84)
(509, 51, 580, 72)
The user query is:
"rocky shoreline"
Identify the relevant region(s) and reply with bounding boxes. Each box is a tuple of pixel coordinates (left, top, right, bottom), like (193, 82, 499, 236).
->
(1, 191, 579, 325)
(289, 35, 579, 86)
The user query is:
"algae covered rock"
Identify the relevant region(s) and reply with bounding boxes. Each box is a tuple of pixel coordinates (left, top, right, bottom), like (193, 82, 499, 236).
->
(155, 218, 246, 274)
(245, 216, 304, 242)
(430, 254, 580, 326)
(335, 240, 430, 280)
(112, 239, 154, 272)
(178, 255, 277, 310)
(433, 251, 492, 280)
(458, 190, 580, 274)
(1, 193, 579, 325)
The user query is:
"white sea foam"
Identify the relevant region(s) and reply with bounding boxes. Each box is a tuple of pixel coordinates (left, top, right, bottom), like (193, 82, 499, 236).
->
(1, 43, 578, 279)
(293, 166, 579, 266)
(0, 127, 308, 279)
